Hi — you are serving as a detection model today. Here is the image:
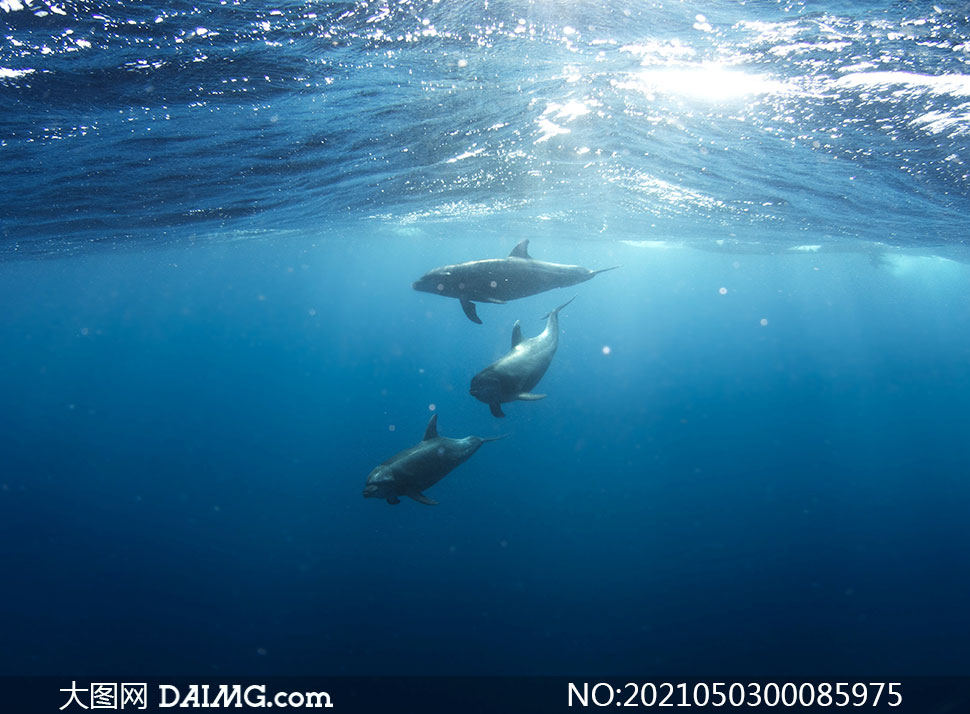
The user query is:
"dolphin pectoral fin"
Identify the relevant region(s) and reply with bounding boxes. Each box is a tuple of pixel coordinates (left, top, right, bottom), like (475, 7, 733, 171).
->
(509, 239, 531, 259)
(460, 298, 482, 324)
(387, 496, 401, 505)
(510, 320, 523, 349)
(409, 492, 438, 506)
(517, 392, 547, 401)
(489, 403, 506, 418)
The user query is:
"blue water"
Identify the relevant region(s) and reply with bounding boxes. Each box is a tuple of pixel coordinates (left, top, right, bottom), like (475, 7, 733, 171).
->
(2, 0, 969, 679)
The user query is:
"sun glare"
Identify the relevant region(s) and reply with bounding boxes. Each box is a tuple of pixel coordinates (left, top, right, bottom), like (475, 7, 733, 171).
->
(619, 63, 789, 102)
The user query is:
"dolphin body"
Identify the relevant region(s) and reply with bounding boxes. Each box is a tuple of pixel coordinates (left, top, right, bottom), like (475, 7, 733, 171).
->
(412, 239, 617, 324)
(362, 414, 504, 505)
(470, 297, 574, 418)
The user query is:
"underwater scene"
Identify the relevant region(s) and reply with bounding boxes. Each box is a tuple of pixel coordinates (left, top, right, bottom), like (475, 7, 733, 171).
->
(2, 0, 969, 701)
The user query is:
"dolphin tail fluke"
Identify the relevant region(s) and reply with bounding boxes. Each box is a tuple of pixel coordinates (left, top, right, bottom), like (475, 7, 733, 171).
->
(542, 295, 576, 320)
(460, 298, 482, 324)
(489, 403, 505, 418)
(593, 265, 621, 276)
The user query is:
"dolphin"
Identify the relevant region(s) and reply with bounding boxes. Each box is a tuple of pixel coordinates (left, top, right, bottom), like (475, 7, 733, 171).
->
(470, 297, 574, 418)
(412, 239, 617, 323)
(362, 414, 505, 505)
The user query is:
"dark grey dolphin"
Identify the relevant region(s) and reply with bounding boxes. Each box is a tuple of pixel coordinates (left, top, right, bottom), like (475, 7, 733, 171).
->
(412, 239, 617, 323)
(362, 414, 505, 505)
(470, 297, 574, 418)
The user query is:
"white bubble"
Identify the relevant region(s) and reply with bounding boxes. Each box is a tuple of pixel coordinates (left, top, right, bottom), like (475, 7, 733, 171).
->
(718, 287, 728, 295)
(428, 403, 436, 412)
(602, 345, 611, 355)
(760, 318, 769, 326)
(388, 424, 396, 432)
(436, 283, 444, 291)
(457, 58, 468, 68)
(490, 280, 497, 288)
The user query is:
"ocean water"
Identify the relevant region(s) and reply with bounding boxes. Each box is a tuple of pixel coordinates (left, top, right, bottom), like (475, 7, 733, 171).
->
(2, 0, 969, 682)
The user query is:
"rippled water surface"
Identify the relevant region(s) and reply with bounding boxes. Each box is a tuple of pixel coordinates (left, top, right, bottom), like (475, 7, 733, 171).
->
(3, 0, 970, 254)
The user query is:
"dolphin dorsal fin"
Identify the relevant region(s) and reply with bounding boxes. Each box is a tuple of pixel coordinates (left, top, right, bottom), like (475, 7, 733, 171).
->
(423, 413, 439, 440)
(509, 239, 531, 259)
(511, 320, 524, 348)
